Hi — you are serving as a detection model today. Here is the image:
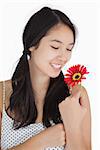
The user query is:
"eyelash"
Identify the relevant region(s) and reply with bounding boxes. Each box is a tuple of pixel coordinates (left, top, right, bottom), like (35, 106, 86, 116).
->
(50, 46, 59, 50)
(50, 46, 72, 51)
(66, 49, 72, 52)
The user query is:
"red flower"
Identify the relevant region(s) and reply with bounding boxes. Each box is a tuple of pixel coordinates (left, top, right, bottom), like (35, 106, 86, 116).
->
(64, 64, 89, 87)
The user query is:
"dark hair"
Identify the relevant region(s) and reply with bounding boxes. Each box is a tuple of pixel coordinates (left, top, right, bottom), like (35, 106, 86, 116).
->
(8, 7, 76, 129)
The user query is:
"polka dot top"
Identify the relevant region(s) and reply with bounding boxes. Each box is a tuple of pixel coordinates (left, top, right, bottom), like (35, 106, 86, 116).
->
(1, 81, 65, 150)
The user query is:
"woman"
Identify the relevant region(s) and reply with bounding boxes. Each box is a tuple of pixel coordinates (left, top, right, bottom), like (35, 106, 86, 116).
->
(0, 7, 91, 150)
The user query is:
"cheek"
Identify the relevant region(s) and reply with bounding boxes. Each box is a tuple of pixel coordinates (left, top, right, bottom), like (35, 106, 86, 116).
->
(65, 53, 72, 63)
(32, 49, 51, 68)
(42, 49, 58, 62)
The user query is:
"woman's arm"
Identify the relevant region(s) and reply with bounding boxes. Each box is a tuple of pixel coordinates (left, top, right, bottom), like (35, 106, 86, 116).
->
(6, 123, 65, 150)
(59, 85, 91, 150)
(8, 131, 45, 150)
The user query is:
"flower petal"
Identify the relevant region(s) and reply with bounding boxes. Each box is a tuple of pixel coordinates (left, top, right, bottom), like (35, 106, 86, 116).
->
(64, 64, 89, 87)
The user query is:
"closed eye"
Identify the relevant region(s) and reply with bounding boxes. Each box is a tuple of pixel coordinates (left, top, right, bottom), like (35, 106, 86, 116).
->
(66, 48, 72, 51)
(50, 46, 59, 50)
(50, 46, 72, 51)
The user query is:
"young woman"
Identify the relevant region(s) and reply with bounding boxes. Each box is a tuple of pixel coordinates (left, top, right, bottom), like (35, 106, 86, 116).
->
(0, 7, 91, 150)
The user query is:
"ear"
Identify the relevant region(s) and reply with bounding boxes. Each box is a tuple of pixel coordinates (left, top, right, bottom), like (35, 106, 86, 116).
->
(28, 46, 36, 52)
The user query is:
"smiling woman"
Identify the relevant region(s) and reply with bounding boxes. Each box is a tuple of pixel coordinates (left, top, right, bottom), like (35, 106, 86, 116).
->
(29, 23, 74, 79)
(0, 6, 91, 150)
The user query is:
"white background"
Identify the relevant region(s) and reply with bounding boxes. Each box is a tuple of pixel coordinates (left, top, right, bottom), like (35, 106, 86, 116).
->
(0, 0, 100, 149)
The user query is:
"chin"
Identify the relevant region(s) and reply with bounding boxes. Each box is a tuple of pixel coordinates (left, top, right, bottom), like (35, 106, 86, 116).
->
(49, 72, 61, 78)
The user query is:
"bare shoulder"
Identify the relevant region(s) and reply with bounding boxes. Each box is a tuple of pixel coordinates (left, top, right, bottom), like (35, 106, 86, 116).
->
(0, 79, 12, 113)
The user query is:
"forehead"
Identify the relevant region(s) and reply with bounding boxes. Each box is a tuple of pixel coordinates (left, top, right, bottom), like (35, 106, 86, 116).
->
(45, 23, 74, 43)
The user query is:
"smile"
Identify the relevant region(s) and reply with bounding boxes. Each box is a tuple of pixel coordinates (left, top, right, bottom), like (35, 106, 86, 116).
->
(51, 64, 62, 69)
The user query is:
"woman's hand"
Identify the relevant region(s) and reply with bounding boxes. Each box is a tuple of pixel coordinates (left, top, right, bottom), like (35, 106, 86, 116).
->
(58, 85, 91, 149)
(59, 85, 88, 130)
(41, 123, 66, 148)
(7, 123, 66, 150)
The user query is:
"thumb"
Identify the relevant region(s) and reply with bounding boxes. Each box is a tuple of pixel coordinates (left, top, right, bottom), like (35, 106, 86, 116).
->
(71, 90, 81, 101)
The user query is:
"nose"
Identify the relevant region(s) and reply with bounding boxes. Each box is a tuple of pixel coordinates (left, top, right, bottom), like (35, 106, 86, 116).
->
(58, 48, 69, 63)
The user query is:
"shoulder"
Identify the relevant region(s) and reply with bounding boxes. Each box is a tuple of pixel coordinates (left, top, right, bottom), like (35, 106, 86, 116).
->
(0, 79, 12, 113)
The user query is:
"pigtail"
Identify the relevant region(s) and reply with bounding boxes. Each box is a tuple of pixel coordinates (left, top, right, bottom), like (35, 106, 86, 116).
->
(10, 51, 37, 129)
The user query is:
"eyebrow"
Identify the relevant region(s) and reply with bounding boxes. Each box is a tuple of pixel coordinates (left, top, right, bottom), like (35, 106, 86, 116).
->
(50, 39, 74, 45)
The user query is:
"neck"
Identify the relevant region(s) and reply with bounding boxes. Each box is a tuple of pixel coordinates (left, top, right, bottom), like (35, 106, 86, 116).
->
(28, 60, 50, 105)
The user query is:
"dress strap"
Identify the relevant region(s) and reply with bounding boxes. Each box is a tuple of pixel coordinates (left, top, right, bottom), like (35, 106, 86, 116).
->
(2, 81, 6, 110)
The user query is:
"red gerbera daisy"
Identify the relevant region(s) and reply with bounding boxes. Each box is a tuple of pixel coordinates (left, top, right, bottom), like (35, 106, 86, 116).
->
(64, 64, 89, 87)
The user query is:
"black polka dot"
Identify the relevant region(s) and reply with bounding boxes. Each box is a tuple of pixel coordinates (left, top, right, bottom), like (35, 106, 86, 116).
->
(1, 109, 65, 150)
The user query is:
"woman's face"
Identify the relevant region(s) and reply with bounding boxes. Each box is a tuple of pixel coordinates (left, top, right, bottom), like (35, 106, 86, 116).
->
(29, 23, 74, 78)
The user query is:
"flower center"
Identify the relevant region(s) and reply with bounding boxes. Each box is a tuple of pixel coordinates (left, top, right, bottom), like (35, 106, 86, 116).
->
(72, 72, 82, 81)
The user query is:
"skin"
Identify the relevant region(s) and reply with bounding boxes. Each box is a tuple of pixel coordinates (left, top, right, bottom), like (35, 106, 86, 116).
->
(59, 85, 91, 150)
(0, 23, 91, 149)
(28, 23, 91, 149)
(28, 23, 74, 123)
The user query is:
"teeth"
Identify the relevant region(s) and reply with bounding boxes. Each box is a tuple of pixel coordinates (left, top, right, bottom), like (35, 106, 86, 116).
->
(51, 64, 61, 69)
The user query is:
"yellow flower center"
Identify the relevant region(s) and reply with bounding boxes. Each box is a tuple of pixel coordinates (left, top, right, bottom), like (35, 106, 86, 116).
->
(72, 72, 82, 81)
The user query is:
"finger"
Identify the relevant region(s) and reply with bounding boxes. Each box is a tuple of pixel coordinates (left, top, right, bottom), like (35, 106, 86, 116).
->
(79, 87, 90, 108)
(71, 84, 81, 96)
(68, 85, 72, 94)
(71, 90, 81, 101)
(64, 89, 80, 100)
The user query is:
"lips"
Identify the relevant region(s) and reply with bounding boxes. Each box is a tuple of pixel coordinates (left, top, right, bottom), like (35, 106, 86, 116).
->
(51, 63, 62, 69)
